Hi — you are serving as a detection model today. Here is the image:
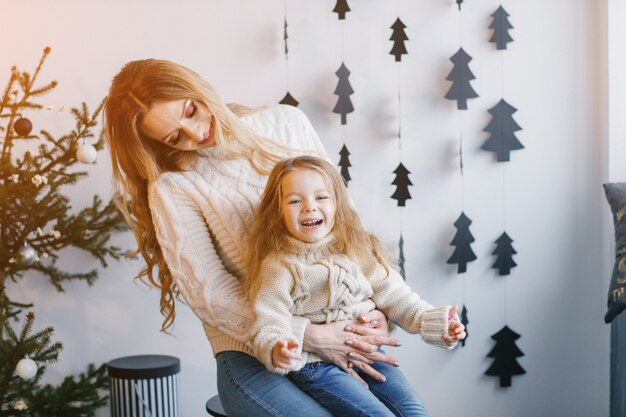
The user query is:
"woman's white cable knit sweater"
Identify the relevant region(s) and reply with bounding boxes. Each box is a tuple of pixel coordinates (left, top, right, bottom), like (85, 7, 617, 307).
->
(147, 105, 327, 357)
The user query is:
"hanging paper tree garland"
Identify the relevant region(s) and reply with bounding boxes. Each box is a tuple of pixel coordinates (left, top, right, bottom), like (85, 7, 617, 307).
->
(481, 99, 523, 162)
(279, 7, 298, 107)
(446, 212, 477, 273)
(388, 9, 411, 278)
(389, 18, 408, 62)
(456, 0, 464, 11)
(445, 48, 479, 110)
(333, 0, 350, 20)
(492, 232, 517, 275)
(490, 6, 514, 50)
(484, 6, 526, 387)
(485, 325, 526, 387)
(332, 5, 354, 187)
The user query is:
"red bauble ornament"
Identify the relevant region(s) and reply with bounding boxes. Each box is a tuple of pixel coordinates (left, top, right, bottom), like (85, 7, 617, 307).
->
(14, 117, 32, 136)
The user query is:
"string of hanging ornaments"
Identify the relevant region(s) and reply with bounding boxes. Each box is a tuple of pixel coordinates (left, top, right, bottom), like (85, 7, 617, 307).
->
(482, 3, 527, 388)
(443, 0, 478, 350)
(279, 0, 298, 107)
(332, 0, 355, 187)
(388, 2, 411, 279)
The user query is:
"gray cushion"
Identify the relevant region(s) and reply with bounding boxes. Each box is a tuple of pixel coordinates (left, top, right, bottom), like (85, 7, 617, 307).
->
(604, 182, 626, 323)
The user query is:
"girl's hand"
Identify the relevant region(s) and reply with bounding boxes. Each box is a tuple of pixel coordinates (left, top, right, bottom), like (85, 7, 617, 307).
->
(272, 340, 301, 371)
(303, 310, 400, 386)
(443, 305, 466, 346)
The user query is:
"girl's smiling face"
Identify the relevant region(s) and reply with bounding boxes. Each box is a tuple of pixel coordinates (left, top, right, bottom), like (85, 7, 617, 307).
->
(280, 168, 336, 243)
(140, 98, 215, 151)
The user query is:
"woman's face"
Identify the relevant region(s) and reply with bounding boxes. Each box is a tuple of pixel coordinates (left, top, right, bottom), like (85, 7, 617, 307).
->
(140, 98, 216, 151)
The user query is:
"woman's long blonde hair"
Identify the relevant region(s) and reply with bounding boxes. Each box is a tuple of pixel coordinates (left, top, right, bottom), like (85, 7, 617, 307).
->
(244, 156, 393, 297)
(103, 59, 290, 332)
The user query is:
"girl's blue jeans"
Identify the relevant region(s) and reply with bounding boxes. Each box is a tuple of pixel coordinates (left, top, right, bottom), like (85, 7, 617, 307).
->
(288, 360, 430, 417)
(216, 351, 333, 417)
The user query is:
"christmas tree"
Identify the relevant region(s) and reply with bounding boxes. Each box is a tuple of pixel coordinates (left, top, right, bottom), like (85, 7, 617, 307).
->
(398, 235, 406, 280)
(481, 99, 523, 162)
(390, 162, 412, 207)
(0, 48, 126, 415)
(389, 18, 409, 62)
(489, 6, 514, 50)
(485, 325, 526, 387)
(333, 63, 354, 125)
(444, 48, 478, 110)
(492, 232, 517, 275)
(460, 305, 469, 347)
(338, 144, 351, 185)
(333, 0, 350, 20)
(446, 212, 477, 273)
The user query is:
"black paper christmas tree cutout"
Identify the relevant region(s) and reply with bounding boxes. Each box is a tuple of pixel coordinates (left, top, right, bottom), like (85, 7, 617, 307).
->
(460, 305, 469, 347)
(333, 0, 350, 20)
(279, 92, 299, 107)
(338, 144, 352, 185)
(333, 62, 354, 125)
(485, 325, 526, 387)
(399, 234, 406, 280)
(492, 232, 517, 275)
(445, 48, 479, 110)
(391, 163, 412, 207)
(481, 99, 523, 162)
(389, 18, 408, 62)
(284, 18, 289, 56)
(457, 0, 463, 11)
(446, 212, 477, 273)
(490, 6, 514, 50)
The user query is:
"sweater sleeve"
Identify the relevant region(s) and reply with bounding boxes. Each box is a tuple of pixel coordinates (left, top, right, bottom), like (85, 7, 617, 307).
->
(148, 178, 254, 345)
(366, 262, 453, 349)
(250, 258, 302, 374)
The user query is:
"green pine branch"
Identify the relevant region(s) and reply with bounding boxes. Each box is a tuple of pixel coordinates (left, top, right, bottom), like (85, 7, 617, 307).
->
(0, 312, 108, 417)
(0, 47, 128, 319)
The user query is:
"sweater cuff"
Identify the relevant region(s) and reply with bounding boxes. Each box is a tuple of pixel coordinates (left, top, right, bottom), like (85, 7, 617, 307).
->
(290, 315, 310, 348)
(420, 306, 452, 349)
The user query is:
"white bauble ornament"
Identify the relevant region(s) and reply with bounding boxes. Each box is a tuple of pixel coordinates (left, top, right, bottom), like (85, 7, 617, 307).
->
(15, 358, 37, 380)
(17, 246, 37, 266)
(76, 144, 97, 164)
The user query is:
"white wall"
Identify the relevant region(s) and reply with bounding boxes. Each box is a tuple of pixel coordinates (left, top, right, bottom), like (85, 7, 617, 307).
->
(1, 1, 610, 416)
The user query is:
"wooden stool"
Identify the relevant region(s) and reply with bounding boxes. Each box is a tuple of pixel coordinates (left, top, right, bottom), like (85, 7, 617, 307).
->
(206, 395, 227, 417)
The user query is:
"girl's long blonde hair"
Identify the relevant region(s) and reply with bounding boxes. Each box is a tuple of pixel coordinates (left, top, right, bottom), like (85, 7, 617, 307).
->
(103, 59, 290, 332)
(244, 155, 393, 297)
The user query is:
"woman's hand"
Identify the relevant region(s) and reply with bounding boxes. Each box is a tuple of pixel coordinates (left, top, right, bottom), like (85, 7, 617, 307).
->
(303, 310, 400, 386)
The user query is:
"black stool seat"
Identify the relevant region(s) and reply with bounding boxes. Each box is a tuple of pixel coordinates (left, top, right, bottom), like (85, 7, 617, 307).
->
(206, 395, 227, 417)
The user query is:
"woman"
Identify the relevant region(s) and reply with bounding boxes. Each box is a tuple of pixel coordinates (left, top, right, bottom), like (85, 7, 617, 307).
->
(103, 59, 401, 416)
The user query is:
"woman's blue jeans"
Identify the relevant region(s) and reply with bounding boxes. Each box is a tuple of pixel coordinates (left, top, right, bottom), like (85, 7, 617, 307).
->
(288, 360, 430, 417)
(216, 351, 333, 417)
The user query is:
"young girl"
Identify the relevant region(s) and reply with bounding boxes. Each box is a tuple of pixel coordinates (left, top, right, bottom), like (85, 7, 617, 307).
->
(246, 155, 465, 417)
